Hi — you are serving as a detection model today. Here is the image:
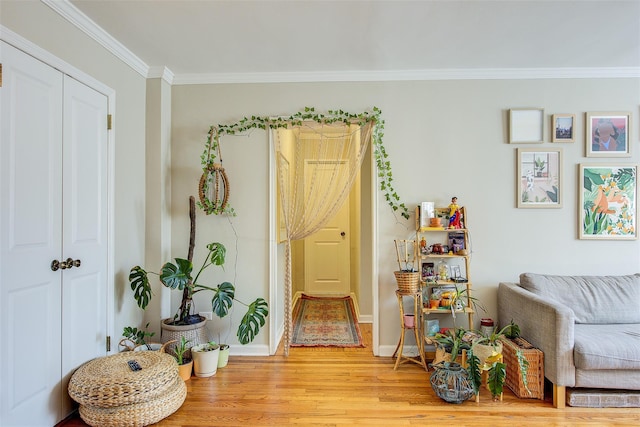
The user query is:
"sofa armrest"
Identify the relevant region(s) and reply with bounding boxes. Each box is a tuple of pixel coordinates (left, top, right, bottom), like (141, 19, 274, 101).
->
(498, 282, 576, 387)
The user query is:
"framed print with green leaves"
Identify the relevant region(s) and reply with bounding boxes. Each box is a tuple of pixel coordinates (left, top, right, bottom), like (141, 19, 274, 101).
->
(517, 148, 562, 208)
(579, 164, 637, 240)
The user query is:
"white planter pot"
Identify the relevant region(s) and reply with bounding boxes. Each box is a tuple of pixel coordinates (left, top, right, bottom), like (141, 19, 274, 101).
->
(217, 345, 230, 368)
(192, 344, 220, 377)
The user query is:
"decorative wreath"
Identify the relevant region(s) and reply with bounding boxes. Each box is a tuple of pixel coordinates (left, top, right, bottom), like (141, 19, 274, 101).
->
(198, 127, 230, 215)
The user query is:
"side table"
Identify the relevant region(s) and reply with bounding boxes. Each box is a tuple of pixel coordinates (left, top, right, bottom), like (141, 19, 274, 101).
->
(393, 289, 427, 371)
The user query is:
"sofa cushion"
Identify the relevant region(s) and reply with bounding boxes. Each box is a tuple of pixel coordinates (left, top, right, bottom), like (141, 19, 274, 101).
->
(574, 324, 640, 370)
(519, 273, 640, 324)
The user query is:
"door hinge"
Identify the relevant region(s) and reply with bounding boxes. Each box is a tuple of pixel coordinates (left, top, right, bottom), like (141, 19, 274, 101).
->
(106, 335, 111, 352)
(0, 64, 3, 88)
(107, 114, 112, 130)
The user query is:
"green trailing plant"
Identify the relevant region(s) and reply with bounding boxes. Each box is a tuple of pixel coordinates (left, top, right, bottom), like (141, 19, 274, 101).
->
(516, 348, 531, 395)
(201, 107, 409, 220)
(487, 359, 507, 399)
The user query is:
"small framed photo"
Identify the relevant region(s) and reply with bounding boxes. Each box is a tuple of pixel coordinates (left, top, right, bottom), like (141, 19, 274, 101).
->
(509, 108, 544, 143)
(552, 113, 575, 143)
(586, 112, 631, 157)
(517, 148, 562, 208)
(579, 164, 637, 240)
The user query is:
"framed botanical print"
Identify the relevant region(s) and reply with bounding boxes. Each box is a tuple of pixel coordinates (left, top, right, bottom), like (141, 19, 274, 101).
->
(585, 112, 631, 157)
(517, 148, 562, 208)
(579, 164, 637, 240)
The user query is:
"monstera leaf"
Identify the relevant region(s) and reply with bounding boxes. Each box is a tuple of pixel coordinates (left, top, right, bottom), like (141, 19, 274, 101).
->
(211, 281, 235, 317)
(129, 266, 152, 309)
(237, 298, 269, 345)
(159, 258, 193, 290)
(207, 242, 226, 266)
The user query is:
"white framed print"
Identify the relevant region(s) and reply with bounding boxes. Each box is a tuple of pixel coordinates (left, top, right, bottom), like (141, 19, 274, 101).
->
(509, 108, 544, 143)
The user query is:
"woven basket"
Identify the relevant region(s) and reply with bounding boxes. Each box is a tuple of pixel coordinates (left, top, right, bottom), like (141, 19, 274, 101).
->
(78, 376, 186, 427)
(160, 317, 209, 358)
(68, 351, 179, 408)
(394, 271, 420, 293)
(499, 337, 544, 400)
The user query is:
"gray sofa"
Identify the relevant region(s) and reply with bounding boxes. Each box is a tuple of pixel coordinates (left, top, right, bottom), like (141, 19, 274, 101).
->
(498, 273, 640, 408)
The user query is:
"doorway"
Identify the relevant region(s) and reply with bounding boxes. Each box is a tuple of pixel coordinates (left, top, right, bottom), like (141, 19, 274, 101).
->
(268, 135, 376, 355)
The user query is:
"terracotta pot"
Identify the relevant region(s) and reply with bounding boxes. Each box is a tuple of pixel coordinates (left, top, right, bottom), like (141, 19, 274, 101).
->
(178, 360, 193, 381)
(429, 299, 440, 309)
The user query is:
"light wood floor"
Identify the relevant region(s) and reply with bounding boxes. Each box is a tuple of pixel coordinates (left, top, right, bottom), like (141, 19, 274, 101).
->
(61, 324, 640, 426)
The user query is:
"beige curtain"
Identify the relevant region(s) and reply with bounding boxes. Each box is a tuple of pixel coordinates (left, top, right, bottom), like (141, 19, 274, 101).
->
(274, 121, 373, 355)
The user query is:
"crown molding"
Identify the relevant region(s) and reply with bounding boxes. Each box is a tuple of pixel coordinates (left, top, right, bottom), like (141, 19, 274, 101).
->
(42, 0, 149, 78)
(40, 1, 640, 86)
(148, 66, 175, 84)
(172, 67, 640, 85)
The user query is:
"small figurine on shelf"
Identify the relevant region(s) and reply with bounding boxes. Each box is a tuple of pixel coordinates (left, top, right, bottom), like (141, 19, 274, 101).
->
(448, 196, 463, 229)
(420, 237, 428, 255)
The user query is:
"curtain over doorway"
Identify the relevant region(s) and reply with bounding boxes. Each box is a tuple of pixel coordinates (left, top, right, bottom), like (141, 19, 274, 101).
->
(273, 121, 373, 355)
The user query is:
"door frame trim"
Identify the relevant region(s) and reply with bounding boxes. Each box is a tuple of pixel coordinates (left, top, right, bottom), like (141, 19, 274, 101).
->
(1, 25, 116, 352)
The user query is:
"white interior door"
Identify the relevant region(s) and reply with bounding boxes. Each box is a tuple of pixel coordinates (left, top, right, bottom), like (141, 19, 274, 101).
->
(60, 75, 108, 416)
(1, 42, 109, 426)
(303, 161, 351, 295)
(0, 41, 64, 427)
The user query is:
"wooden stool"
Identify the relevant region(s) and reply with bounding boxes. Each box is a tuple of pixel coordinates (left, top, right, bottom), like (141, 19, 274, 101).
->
(393, 289, 427, 370)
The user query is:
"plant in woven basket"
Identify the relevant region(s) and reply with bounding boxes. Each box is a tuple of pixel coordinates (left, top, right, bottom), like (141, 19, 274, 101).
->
(129, 197, 269, 345)
(120, 322, 155, 351)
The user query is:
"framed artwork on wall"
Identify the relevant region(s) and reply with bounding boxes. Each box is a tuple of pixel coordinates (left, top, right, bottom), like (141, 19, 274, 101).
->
(517, 148, 562, 208)
(579, 164, 637, 240)
(551, 113, 576, 143)
(585, 112, 631, 157)
(509, 108, 544, 143)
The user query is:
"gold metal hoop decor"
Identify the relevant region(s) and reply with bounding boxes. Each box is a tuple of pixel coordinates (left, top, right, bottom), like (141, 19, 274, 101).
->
(199, 127, 230, 215)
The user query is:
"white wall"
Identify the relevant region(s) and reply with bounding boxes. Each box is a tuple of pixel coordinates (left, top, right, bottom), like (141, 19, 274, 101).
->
(1, 1, 148, 343)
(171, 78, 640, 352)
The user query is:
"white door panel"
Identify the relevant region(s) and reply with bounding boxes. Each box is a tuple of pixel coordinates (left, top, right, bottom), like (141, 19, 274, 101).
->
(1, 41, 64, 427)
(61, 75, 108, 416)
(1, 42, 109, 426)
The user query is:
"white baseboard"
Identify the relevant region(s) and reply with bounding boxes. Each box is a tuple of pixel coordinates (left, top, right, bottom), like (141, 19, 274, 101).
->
(228, 344, 270, 356)
(378, 344, 421, 358)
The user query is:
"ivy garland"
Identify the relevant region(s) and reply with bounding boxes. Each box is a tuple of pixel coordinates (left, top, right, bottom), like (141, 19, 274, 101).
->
(199, 107, 409, 220)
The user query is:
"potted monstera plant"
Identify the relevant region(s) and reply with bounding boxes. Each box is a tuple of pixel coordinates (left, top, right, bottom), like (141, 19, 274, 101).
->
(129, 197, 269, 349)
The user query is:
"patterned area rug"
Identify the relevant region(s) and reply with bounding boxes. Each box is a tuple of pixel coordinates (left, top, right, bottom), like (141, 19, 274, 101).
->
(291, 295, 364, 347)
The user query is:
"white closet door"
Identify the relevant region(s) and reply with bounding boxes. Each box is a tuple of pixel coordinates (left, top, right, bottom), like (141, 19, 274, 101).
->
(0, 41, 64, 426)
(60, 75, 108, 417)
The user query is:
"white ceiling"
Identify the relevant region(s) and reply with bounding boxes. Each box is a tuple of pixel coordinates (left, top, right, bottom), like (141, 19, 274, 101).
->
(64, 0, 640, 83)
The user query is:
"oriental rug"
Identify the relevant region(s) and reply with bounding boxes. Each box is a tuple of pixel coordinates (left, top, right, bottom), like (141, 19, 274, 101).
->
(291, 294, 364, 347)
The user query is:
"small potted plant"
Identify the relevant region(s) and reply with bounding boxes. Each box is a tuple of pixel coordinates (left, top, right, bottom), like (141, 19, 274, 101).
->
(429, 292, 441, 309)
(119, 323, 158, 351)
(191, 341, 221, 377)
(174, 336, 193, 381)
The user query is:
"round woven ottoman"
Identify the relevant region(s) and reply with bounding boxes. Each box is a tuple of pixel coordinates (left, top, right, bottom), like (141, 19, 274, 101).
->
(68, 351, 186, 426)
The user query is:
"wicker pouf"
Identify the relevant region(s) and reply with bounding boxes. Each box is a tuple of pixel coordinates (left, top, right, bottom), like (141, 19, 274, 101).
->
(78, 376, 186, 427)
(69, 351, 185, 426)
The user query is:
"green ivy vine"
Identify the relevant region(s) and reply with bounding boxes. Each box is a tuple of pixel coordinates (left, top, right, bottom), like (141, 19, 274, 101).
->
(200, 107, 409, 220)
